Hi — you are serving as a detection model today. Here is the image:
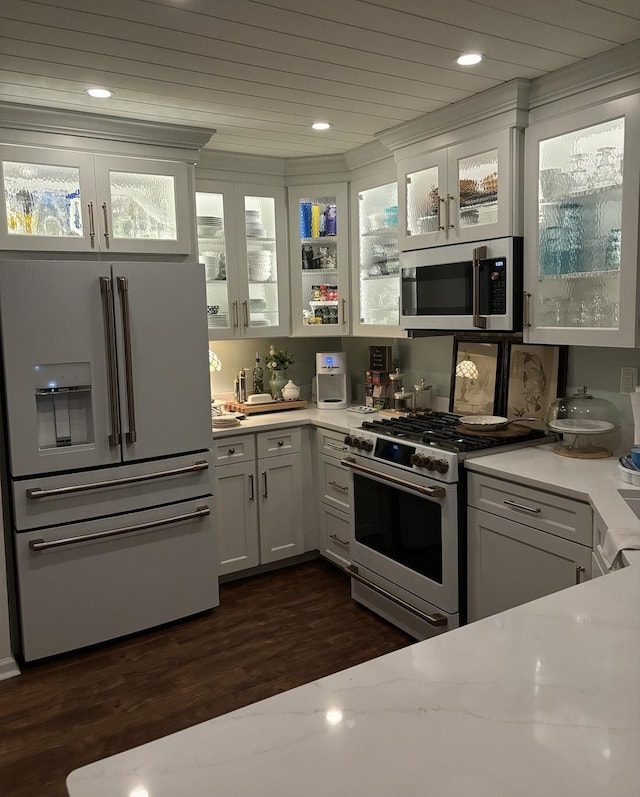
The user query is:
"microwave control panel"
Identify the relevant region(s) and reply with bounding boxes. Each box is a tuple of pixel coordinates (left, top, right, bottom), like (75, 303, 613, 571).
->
(485, 257, 506, 314)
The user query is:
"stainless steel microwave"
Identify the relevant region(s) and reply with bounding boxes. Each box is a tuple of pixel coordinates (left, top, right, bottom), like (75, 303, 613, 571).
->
(400, 237, 522, 332)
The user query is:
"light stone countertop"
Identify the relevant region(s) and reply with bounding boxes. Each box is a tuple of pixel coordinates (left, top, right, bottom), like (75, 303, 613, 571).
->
(67, 557, 640, 797)
(66, 412, 640, 797)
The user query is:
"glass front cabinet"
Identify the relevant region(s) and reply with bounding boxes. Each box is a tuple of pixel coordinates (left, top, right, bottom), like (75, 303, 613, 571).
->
(288, 183, 349, 336)
(350, 174, 403, 337)
(196, 183, 288, 339)
(397, 128, 516, 251)
(523, 96, 640, 348)
(0, 145, 192, 254)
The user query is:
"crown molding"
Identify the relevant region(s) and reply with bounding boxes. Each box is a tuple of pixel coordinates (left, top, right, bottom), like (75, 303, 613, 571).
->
(528, 39, 640, 110)
(343, 139, 392, 171)
(0, 102, 214, 152)
(198, 149, 286, 177)
(284, 153, 349, 178)
(377, 78, 530, 153)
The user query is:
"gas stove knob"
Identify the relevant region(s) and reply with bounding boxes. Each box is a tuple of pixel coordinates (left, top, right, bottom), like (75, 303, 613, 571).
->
(424, 456, 435, 470)
(410, 453, 425, 467)
(434, 458, 450, 474)
(353, 437, 365, 450)
(344, 434, 354, 446)
(361, 438, 374, 453)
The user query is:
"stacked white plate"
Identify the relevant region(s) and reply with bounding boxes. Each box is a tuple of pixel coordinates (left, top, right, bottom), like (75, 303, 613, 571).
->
(212, 415, 241, 429)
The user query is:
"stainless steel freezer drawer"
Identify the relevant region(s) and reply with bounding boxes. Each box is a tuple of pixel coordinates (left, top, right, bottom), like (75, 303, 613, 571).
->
(12, 452, 213, 531)
(16, 497, 218, 661)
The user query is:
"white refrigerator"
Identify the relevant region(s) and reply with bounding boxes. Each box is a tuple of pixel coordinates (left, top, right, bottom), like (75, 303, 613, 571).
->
(0, 260, 218, 661)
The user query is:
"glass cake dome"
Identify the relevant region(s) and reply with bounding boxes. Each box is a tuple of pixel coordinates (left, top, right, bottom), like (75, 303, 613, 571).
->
(545, 386, 620, 458)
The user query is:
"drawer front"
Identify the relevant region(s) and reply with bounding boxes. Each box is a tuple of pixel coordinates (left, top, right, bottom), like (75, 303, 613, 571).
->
(16, 497, 217, 661)
(211, 434, 256, 465)
(257, 428, 301, 458)
(468, 473, 592, 546)
(316, 427, 350, 460)
(319, 504, 351, 569)
(13, 452, 213, 531)
(319, 455, 351, 511)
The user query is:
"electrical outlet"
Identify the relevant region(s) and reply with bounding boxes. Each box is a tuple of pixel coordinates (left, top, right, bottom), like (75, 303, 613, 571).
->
(620, 366, 639, 394)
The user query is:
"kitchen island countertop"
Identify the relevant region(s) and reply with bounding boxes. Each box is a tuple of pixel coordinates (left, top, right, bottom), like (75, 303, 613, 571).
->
(67, 550, 640, 797)
(67, 423, 640, 797)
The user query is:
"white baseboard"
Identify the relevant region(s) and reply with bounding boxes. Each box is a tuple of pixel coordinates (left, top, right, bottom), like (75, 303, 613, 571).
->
(0, 655, 20, 680)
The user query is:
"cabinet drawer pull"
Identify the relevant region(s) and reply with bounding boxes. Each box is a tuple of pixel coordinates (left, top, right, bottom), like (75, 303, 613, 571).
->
(503, 499, 541, 514)
(575, 565, 586, 585)
(329, 533, 349, 548)
(328, 480, 348, 492)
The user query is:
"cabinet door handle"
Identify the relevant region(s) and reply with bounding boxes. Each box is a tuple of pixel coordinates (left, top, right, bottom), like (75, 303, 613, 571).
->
(243, 300, 249, 328)
(88, 202, 95, 241)
(101, 202, 110, 240)
(248, 473, 255, 501)
(575, 565, 586, 585)
(232, 300, 239, 328)
(523, 291, 532, 329)
(262, 471, 268, 498)
(328, 480, 348, 492)
(329, 533, 349, 548)
(436, 193, 445, 231)
(445, 194, 455, 230)
(503, 499, 541, 514)
(341, 298, 346, 328)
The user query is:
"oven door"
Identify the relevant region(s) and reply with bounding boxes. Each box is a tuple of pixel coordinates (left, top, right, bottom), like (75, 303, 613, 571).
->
(344, 456, 459, 616)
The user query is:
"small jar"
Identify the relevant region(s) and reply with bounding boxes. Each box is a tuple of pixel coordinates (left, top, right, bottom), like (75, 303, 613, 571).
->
(281, 379, 301, 401)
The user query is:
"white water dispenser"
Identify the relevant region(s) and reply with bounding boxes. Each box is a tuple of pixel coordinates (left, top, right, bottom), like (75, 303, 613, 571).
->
(316, 352, 349, 410)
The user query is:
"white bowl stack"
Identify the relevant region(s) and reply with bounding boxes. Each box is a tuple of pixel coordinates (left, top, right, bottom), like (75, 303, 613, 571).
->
(248, 249, 272, 281)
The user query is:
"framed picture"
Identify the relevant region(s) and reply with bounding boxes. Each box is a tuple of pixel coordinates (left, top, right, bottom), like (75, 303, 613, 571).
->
(449, 337, 504, 415)
(503, 343, 567, 423)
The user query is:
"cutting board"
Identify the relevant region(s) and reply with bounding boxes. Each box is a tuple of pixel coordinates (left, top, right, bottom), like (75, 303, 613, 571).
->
(227, 399, 308, 415)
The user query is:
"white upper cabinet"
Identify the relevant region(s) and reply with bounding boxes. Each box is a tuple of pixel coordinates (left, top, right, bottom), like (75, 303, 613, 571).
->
(196, 182, 289, 339)
(397, 128, 516, 251)
(0, 145, 193, 255)
(523, 94, 640, 348)
(288, 183, 349, 336)
(351, 173, 404, 338)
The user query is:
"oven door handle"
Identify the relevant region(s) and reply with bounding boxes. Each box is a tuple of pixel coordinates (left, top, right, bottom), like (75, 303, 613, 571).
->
(472, 245, 487, 329)
(347, 565, 448, 627)
(340, 457, 446, 498)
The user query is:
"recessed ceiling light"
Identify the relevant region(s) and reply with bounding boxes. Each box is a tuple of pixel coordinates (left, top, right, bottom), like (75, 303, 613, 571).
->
(86, 88, 113, 98)
(456, 53, 483, 66)
(312, 121, 331, 130)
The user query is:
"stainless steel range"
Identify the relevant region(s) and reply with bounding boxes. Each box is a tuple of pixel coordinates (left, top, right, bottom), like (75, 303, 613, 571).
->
(341, 412, 554, 640)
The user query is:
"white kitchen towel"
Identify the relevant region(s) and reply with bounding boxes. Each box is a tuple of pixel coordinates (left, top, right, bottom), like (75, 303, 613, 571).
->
(631, 387, 640, 445)
(598, 527, 640, 570)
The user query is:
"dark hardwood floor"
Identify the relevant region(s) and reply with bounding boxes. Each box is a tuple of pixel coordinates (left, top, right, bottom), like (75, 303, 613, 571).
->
(0, 560, 412, 797)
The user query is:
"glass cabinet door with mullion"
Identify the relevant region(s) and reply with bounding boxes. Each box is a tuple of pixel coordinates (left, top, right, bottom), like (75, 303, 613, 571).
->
(352, 177, 403, 337)
(398, 150, 447, 251)
(289, 183, 349, 336)
(236, 186, 289, 339)
(0, 145, 96, 252)
(196, 187, 237, 340)
(524, 96, 640, 348)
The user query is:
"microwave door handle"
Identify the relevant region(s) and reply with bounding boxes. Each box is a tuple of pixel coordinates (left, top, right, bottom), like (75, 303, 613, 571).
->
(472, 245, 487, 329)
(99, 277, 121, 446)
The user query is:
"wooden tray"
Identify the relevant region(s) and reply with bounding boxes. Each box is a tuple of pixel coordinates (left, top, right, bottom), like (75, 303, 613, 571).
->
(227, 399, 308, 415)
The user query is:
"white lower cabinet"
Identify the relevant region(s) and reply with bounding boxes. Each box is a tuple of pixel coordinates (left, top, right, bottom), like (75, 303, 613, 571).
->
(214, 429, 304, 577)
(316, 428, 351, 569)
(467, 472, 592, 622)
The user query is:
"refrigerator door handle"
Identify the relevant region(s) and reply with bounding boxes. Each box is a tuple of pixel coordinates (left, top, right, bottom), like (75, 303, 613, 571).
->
(117, 276, 137, 444)
(28, 505, 211, 551)
(100, 276, 121, 446)
(26, 459, 209, 499)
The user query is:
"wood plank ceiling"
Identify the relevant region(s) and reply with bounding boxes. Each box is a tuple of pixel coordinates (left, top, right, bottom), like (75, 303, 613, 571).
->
(1, 0, 639, 159)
